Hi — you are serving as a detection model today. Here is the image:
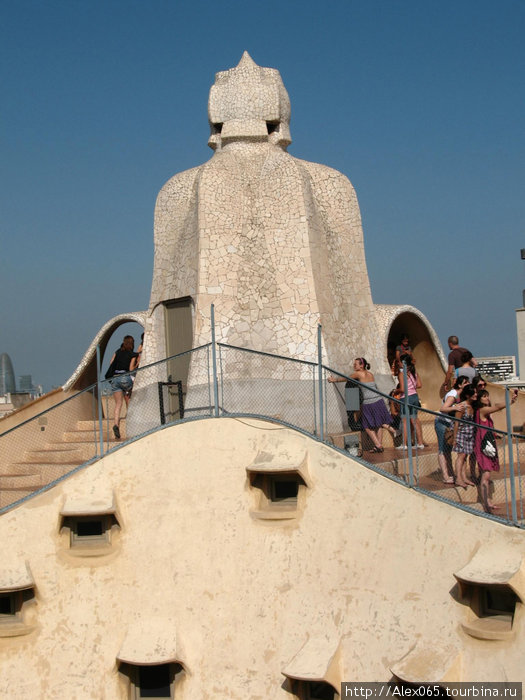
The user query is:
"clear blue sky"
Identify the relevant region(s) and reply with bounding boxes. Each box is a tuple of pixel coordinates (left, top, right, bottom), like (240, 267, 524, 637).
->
(2, 0, 524, 390)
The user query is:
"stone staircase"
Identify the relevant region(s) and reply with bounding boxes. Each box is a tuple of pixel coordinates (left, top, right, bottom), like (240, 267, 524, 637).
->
(0, 419, 125, 509)
(368, 441, 525, 521)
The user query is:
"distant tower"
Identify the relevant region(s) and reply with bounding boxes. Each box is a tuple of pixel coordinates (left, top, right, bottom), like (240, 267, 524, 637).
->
(0, 353, 16, 395)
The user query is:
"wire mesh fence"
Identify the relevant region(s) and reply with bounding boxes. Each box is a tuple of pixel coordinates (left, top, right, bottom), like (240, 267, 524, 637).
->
(124, 344, 214, 437)
(321, 364, 525, 526)
(1, 341, 524, 528)
(217, 344, 320, 435)
(0, 386, 100, 511)
(0, 345, 215, 513)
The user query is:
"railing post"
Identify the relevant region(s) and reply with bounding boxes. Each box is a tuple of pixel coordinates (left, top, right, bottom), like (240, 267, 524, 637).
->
(505, 387, 518, 525)
(96, 345, 104, 458)
(210, 304, 219, 417)
(317, 324, 324, 441)
(402, 361, 414, 487)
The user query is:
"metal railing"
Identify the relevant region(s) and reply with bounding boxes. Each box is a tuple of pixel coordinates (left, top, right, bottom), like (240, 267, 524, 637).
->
(1, 323, 524, 527)
(0, 345, 214, 514)
(322, 363, 525, 526)
(217, 342, 319, 435)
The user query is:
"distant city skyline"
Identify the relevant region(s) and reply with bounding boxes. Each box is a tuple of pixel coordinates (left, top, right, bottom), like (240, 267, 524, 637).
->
(0, 359, 44, 399)
(2, 1, 524, 391)
(0, 351, 46, 396)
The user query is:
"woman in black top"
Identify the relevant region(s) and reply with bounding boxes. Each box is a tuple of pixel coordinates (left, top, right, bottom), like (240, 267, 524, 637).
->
(108, 335, 138, 439)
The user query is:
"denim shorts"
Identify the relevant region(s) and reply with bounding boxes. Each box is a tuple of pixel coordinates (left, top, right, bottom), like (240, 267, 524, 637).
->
(434, 415, 452, 454)
(110, 373, 133, 394)
(401, 393, 420, 417)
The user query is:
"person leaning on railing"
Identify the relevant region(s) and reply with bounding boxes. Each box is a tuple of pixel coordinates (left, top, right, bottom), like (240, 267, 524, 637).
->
(328, 358, 398, 453)
(434, 375, 470, 484)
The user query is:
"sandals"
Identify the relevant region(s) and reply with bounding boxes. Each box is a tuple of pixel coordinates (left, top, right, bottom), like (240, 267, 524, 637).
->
(370, 446, 384, 453)
(443, 477, 455, 484)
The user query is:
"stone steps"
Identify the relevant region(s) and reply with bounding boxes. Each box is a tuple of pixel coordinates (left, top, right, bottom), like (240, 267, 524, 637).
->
(0, 462, 84, 508)
(369, 446, 525, 520)
(76, 419, 126, 432)
(0, 474, 43, 490)
(419, 476, 525, 520)
(62, 423, 127, 443)
(47, 443, 100, 461)
(0, 463, 41, 477)
(20, 448, 86, 464)
(0, 489, 34, 508)
(0, 416, 129, 510)
(41, 442, 90, 451)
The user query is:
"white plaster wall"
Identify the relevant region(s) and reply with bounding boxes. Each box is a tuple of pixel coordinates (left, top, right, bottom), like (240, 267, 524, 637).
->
(1, 419, 524, 698)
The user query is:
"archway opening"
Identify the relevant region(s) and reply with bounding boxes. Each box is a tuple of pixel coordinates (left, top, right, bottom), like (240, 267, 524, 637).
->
(70, 321, 144, 392)
(388, 312, 444, 411)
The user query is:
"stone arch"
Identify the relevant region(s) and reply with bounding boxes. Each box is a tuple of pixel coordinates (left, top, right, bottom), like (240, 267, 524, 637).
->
(375, 304, 446, 410)
(63, 312, 147, 392)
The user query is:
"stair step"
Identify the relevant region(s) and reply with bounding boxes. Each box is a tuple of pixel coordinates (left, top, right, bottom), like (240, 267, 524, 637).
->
(372, 453, 524, 517)
(13, 462, 83, 475)
(43, 443, 87, 451)
(62, 431, 99, 442)
(0, 464, 40, 477)
(62, 430, 126, 443)
(0, 474, 42, 489)
(0, 490, 34, 508)
(22, 449, 85, 464)
(75, 419, 126, 431)
(44, 442, 101, 460)
(0, 411, 125, 511)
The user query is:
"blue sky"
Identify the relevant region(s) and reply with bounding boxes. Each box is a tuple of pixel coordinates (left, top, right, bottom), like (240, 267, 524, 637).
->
(2, 0, 524, 390)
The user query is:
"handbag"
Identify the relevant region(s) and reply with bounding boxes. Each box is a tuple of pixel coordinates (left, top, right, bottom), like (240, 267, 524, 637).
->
(475, 409, 498, 459)
(480, 429, 497, 458)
